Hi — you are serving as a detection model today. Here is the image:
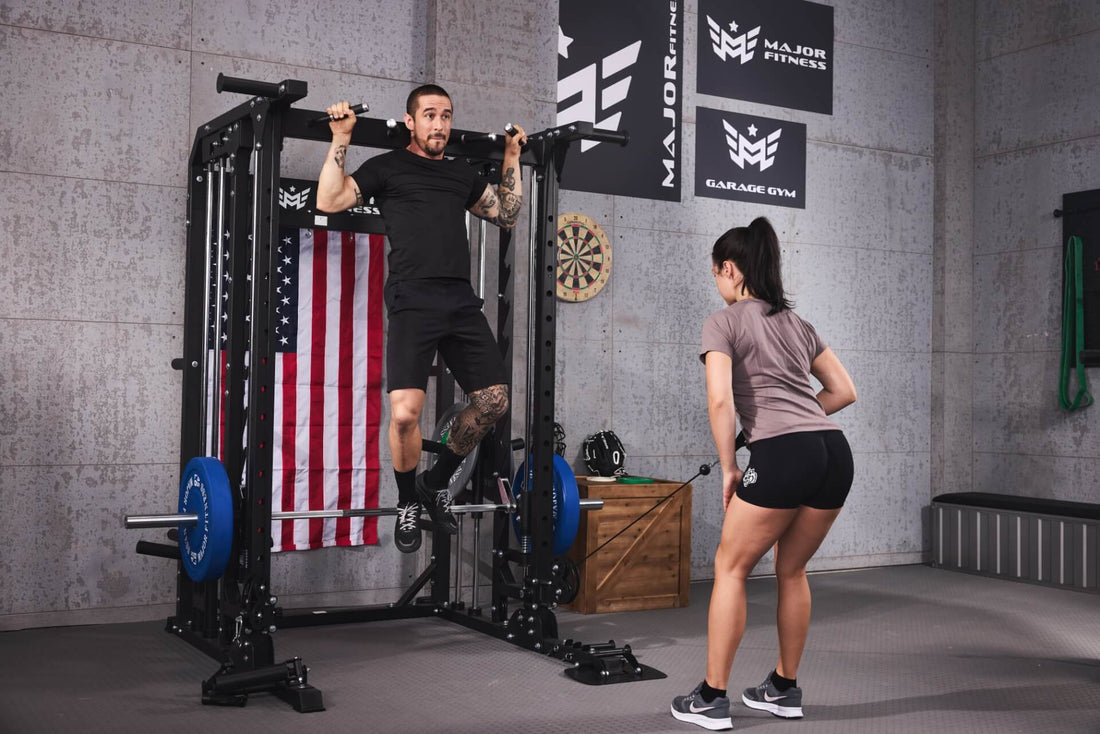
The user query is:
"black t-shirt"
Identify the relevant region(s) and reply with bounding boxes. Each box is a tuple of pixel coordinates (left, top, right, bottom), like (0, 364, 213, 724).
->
(350, 148, 489, 283)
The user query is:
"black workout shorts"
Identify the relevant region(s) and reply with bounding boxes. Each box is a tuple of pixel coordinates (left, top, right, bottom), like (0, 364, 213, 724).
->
(736, 430, 853, 510)
(384, 278, 508, 393)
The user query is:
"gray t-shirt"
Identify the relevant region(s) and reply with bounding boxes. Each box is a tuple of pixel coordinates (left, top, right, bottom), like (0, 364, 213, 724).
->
(700, 299, 839, 443)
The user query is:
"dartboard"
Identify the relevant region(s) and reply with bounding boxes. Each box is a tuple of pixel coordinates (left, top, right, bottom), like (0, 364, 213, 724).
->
(556, 213, 612, 302)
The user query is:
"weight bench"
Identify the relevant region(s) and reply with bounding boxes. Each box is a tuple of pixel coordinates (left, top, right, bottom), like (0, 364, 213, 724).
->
(930, 492, 1100, 594)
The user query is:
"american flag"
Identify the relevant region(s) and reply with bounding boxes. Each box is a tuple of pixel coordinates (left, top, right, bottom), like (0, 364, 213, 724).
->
(270, 228, 384, 551)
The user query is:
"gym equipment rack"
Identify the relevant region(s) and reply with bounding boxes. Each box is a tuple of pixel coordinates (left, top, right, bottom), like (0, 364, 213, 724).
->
(143, 74, 658, 711)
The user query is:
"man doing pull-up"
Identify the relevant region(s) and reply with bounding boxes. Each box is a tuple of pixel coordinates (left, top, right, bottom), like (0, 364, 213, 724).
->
(316, 85, 527, 553)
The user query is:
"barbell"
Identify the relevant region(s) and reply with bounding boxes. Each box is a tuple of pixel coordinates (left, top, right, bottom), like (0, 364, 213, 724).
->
(126, 456, 602, 583)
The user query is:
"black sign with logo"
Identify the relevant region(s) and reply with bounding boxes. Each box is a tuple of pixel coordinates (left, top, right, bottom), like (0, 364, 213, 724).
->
(697, 0, 833, 115)
(558, 0, 683, 201)
(695, 107, 806, 209)
(276, 177, 386, 234)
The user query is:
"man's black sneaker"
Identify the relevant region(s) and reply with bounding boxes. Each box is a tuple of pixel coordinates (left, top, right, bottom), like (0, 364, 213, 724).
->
(670, 682, 733, 730)
(741, 675, 803, 718)
(415, 472, 458, 534)
(393, 500, 422, 553)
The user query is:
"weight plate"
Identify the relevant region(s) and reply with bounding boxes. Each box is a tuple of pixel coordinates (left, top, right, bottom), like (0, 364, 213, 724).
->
(178, 457, 234, 582)
(429, 402, 480, 498)
(512, 454, 581, 555)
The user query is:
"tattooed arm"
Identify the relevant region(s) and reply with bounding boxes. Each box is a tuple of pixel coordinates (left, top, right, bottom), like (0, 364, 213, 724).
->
(469, 124, 527, 229)
(316, 101, 365, 212)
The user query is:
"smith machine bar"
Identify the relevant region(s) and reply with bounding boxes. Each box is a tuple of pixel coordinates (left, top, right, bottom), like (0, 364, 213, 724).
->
(147, 74, 658, 711)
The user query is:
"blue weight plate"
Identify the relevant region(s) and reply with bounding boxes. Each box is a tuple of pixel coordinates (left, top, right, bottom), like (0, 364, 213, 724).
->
(552, 455, 580, 556)
(511, 455, 580, 555)
(178, 457, 234, 582)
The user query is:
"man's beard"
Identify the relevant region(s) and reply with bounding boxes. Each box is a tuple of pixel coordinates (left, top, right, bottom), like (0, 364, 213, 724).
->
(416, 132, 447, 156)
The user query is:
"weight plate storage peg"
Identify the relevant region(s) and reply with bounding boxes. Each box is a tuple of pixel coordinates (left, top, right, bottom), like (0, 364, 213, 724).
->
(178, 457, 234, 582)
(512, 454, 581, 555)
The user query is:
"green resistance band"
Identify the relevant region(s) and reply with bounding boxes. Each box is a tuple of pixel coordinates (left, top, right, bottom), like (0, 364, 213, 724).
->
(1058, 235, 1093, 411)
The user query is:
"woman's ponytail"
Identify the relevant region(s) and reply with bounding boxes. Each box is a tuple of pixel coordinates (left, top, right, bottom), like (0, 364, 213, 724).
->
(712, 217, 792, 314)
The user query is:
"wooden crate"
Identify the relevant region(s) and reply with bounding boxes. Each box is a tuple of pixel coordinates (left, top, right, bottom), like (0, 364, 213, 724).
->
(566, 477, 691, 614)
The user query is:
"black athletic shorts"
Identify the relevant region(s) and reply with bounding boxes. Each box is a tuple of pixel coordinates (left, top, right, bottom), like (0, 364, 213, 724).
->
(736, 430, 853, 510)
(384, 278, 508, 393)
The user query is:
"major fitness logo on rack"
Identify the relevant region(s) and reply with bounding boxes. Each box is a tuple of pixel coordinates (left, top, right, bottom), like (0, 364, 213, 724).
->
(277, 177, 384, 232)
(695, 108, 806, 209)
(697, 0, 833, 114)
(557, 0, 683, 201)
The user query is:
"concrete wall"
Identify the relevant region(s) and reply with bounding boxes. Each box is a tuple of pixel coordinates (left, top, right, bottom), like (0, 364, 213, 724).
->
(970, 0, 1100, 502)
(14, 0, 1075, 629)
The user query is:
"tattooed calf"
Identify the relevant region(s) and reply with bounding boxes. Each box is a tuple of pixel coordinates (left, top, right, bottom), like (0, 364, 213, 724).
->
(444, 384, 509, 456)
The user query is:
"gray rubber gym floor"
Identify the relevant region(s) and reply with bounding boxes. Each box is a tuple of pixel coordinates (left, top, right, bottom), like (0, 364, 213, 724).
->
(2, 564, 1097, 734)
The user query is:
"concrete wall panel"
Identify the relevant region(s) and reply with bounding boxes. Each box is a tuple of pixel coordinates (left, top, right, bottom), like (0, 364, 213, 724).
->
(973, 245, 1061, 354)
(976, 0, 1100, 59)
(973, 351, 1098, 456)
(0, 0, 191, 48)
(976, 30, 1100, 157)
(1, 321, 180, 468)
(0, 173, 185, 324)
(973, 450, 1100, 504)
(0, 26, 191, 187)
(433, 0, 558, 101)
(974, 137, 1100, 257)
(0, 464, 178, 617)
(193, 0, 429, 81)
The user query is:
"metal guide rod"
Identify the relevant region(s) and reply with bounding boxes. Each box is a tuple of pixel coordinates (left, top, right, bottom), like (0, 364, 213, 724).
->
(209, 161, 228, 455)
(243, 124, 266, 506)
(471, 513, 482, 610)
(453, 514, 464, 606)
(126, 498, 603, 529)
(199, 162, 215, 452)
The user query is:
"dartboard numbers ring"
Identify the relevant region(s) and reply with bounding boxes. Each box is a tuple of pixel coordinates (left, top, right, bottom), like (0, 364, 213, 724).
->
(556, 213, 612, 302)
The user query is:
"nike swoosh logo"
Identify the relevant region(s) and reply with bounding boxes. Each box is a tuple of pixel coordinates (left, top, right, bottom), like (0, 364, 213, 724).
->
(689, 702, 716, 713)
(763, 693, 785, 702)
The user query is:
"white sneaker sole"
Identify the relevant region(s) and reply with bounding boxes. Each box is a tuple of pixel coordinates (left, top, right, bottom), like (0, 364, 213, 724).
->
(670, 706, 733, 730)
(741, 695, 803, 718)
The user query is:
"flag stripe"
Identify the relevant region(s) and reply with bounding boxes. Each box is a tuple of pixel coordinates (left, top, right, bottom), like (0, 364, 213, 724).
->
(336, 231, 355, 544)
(308, 229, 329, 547)
(277, 351, 298, 550)
(348, 233, 369, 544)
(363, 233, 383, 544)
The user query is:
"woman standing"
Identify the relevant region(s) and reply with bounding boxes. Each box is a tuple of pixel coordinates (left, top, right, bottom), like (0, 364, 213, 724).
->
(671, 217, 857, 730)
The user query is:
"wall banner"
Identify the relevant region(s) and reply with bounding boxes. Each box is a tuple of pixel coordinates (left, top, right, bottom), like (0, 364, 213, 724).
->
(695, 107, 806, 209)
(697, 0, 833, 115)
(557, 0, 684, 201)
